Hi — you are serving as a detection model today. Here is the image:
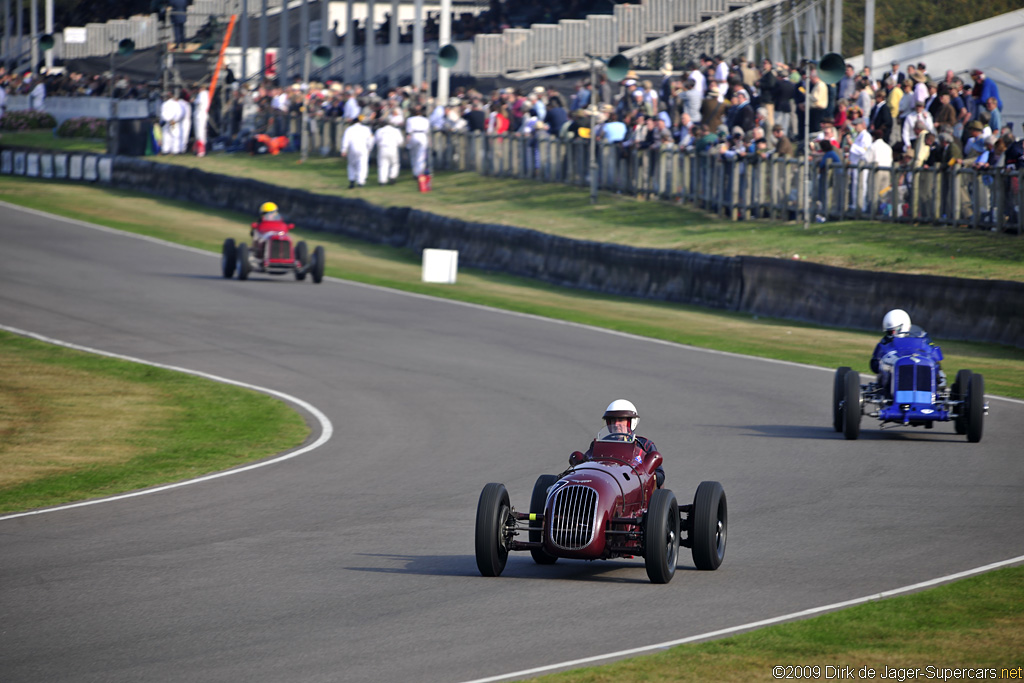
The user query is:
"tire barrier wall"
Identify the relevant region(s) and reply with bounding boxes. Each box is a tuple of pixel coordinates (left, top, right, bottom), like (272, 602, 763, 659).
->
(741, 257, 1024, 348)
(2, 152, 1021, 347)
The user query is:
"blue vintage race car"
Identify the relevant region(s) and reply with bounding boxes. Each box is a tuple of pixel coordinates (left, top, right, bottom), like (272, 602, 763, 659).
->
(833, 327, 988, 442)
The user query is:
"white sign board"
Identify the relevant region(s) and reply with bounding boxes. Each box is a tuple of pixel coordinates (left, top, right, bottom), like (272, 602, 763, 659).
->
(422, 249, 458, 284)
(64, 27, 87, 44)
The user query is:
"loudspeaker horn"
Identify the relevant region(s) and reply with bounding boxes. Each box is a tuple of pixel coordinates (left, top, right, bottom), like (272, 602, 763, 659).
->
(312, 45, 332, 67)
(39, 34, 55, 51)
(605, 54, 630, 82)
(818, 52, 845, 85)
(438, 44, 459, 69)
(117, 38, 135, 55)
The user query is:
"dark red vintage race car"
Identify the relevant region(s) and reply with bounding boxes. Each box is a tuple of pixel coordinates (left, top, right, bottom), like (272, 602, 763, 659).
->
(475, 427, 727, 583)
(221, 218, 325, 283)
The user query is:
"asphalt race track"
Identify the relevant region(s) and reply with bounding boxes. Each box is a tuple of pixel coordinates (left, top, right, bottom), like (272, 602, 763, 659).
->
(1, 204, 1022, 683)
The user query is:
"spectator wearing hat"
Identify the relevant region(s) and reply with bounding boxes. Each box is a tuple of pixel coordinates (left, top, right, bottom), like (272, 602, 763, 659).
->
(911, 70, 929, 106)
(902, 99, 935, 149)
(848, 116, 873, 211)
(970, 70, 1002, 113)
(932, 91, 957, 130)
(963, 119, 989, 158)
(700, 84, 727, 132)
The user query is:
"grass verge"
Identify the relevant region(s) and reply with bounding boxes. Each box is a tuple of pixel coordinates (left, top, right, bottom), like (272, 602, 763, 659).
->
(3, 138, 1021, 280)
(1, 129, 107, 153)
(3, 175, 1023, 400)
(0, 329, 308, 514)
(537, 565, 1024, 682)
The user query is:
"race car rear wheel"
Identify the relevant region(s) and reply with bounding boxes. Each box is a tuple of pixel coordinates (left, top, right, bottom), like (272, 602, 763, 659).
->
(221, 238, 236, 279)
(842, 369, 861, 440)
(965, 372, 985, 443)
(529, 475, 559, 565)
(691, 481, 727, 571)
(311, 245, 325, 284)
(953, 369, 972, 435)
(833, 366, 851, 432)
(645, 488, 679, 583)
(236, 243, 252, 281)
(475, 483, 512, 577)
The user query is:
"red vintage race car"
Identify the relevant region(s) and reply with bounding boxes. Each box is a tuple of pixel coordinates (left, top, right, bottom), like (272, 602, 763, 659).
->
(475, 427, 727, 583)
(221, 218, 325, 283)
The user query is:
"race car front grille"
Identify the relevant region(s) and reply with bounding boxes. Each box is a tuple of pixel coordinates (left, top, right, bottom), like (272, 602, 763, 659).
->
(269, 241, 291, 261)
(549, 485, 598, 551)
(895, 363, 933, 404)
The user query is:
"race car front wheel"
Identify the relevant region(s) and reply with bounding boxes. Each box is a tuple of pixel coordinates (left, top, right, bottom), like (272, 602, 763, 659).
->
(221, 238, 236, 279)
(645, 488, 680, 583)
(475, 483, 512, 577)
(691, 481, 727, 571)
(236, 243, 252, 280)
(833, 367, 851, 432)
(843, 369, 862, 440)
(965, 373, 985, 444)
(311, 245, 325, 284)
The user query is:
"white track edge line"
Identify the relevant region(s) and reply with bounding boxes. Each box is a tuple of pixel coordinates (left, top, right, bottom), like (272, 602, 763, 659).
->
(459, 553, 1024, 683)
(5, 200, 1019, 406)
(0, 324, 334, 522)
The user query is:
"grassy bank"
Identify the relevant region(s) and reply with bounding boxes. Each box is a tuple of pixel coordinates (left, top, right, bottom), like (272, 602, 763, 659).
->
(538, 565, 1024, 682)
(0, 329, 308, 514)
(3, 134, 1021, 281)
(3, 175, 1023, 400)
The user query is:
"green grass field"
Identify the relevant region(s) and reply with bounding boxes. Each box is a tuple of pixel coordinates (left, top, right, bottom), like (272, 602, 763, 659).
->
(0, 329, 308, 514)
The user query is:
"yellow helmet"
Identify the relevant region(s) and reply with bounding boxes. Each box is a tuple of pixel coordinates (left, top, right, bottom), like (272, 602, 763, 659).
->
(260, 201, 278, 214)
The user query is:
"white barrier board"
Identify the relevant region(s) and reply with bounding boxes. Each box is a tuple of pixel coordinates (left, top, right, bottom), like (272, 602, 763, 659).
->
(422, 249, 459, 284)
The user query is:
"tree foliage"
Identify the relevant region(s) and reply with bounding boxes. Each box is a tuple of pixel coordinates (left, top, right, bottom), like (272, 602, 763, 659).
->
(842, 0, 1024, 57)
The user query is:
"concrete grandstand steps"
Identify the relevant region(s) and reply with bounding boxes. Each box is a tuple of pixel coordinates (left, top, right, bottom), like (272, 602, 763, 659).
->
(471, 0, 798, 78)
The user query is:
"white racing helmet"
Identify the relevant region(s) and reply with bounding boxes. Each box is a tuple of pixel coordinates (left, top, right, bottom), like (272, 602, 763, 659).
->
(602, 399, 639, 432)
(882, 309, 912, 337)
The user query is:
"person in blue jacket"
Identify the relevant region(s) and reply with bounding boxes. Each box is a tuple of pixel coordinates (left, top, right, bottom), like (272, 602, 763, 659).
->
(871, 309, 946, 386)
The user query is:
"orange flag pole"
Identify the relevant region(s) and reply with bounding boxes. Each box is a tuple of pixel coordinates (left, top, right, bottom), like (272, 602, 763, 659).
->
(206, 14, 237, 113)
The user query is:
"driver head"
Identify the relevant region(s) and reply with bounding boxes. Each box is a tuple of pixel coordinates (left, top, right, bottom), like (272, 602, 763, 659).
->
(882, 308, 911, 337)
(603, 399, 639, 433)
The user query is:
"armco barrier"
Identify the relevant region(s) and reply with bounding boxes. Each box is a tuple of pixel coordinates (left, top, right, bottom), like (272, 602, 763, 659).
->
(3, 154, 1020, 348)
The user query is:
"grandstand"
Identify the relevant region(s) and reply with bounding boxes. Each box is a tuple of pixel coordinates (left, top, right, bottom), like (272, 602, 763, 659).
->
(3, 0, 832, 87)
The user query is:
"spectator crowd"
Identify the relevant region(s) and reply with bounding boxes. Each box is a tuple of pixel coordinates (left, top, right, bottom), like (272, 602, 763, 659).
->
(3, 50, 1021, 224)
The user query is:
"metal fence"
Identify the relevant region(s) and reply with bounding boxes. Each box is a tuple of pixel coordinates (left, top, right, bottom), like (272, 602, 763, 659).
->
(296, 117, 1022, 234)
